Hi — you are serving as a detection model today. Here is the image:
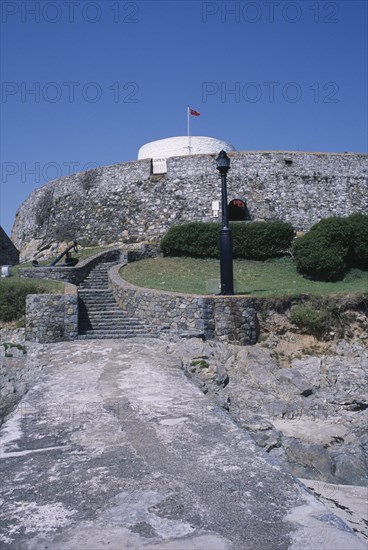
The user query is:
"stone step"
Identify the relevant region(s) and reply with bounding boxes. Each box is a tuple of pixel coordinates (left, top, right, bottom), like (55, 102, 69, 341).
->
(80, 315, 127, 320)
(80, 327, 148, 333)
(79, 315, 139, 322)
(82, 279, 109, 282)
(82, 272, 109, 275)
(79, 298, 115, 302)
(79, 289, 111, 292)
(80, 279, 109, 284)
(79, 320, 137, 326)
(80, 285, 107, 290)
(82, 277, 109, 280)
(79, 307, 124, 313)
(79, 301, 123, 306)
(78, 330, 153, 338)
(80, 311, 124, 316)
(78, 333, 157, 340)
(80, 283, 109, 286)
(80, 301, 120, 310)
(79, 298, 118, 302)
(78, 299, 118, 304)
(79, 317, 142, 324)
(79, 295, 116, 299)
(79, 301, 122, 305)
(79, 323, 146, 330)
(82, 275, 109, 279)
(79, 295, 116, 298)
(79, 309, 132, 314)
(76, 261, 156, 340)
(78, 289, 113, 294)
(86, 271, 112, 274)
(81, 280, 109, 283)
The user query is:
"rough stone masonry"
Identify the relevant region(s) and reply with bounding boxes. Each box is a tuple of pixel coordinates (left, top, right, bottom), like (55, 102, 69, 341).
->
(11, 151, 368, 260)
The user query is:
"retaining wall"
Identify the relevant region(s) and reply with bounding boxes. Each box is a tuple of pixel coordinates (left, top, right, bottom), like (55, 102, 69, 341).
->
(25, 283, 78, 343)
(109, 264, 259, 345)
(20, 249, 122, 284)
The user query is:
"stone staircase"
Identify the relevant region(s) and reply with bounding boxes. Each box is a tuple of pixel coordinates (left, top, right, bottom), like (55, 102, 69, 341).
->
(78, 261, 155, 339)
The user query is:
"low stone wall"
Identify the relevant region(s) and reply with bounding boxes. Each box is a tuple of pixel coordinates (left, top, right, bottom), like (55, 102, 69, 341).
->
(25, 284, 78, 343)
(20, 249, 122, 284)
(109, 264, 259, 345)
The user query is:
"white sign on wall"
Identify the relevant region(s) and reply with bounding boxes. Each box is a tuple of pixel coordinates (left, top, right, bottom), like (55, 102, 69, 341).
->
(152, 157, 167, 174)
(212, 200, 220, 218)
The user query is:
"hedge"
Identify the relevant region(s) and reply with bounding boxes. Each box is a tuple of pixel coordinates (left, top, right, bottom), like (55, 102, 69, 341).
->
(293, 233, 348, 281)
(293, 214, 368, 281)
(160, 221, 295, 260)
(346, 213, 368, 269)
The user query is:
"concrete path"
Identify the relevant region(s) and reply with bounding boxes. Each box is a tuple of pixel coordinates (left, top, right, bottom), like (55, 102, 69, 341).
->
(0, 339, 366, 550)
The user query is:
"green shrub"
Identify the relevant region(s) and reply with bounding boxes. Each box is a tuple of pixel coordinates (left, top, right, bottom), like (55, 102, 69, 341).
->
(293, 214, 368, 280)
(293, 232, 347, 281)
(290, 305, 328, 337)
(190, 358, 210, 369)
(160, 222, 220, 258)
(160, 221, 295, 260)
(232, 221, 294, 260)
(346, 213, 368, 269)
(0, 280, 47, 322)
(309, 216, 352, 247)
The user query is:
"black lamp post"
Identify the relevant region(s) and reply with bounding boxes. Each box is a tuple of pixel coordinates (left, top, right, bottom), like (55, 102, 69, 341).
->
(216, 150, 234, 295)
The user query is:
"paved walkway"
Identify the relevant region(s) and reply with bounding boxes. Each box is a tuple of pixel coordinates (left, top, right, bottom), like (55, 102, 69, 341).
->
(0, 339, 365, 549)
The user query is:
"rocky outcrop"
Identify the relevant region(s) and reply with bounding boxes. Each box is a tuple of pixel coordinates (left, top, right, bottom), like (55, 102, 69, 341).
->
(171, 322, 368, 487)
(0, 330, 43, 426)
(0, 226, 19, 265)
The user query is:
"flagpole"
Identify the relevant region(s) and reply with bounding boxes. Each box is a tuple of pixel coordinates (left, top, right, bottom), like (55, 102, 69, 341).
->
(187, 106, 190, 155)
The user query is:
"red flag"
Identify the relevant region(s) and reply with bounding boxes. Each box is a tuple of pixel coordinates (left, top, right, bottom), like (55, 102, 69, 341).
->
(189, 108, 201, 116)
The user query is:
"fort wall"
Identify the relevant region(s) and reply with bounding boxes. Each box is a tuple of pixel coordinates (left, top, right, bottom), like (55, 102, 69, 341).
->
(11, 151, 367, 258)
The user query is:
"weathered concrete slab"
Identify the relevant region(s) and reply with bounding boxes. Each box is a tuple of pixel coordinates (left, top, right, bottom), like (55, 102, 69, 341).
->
(0, 339, 365, 549)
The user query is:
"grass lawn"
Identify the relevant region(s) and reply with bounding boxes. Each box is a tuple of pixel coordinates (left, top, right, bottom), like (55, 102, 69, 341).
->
(0, 275, 65, 328)
(0, 274, 64, 294)
(120, 256, 368, 297)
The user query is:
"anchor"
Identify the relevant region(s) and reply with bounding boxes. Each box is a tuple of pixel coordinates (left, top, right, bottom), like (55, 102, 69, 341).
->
(32, 241, 79, 267)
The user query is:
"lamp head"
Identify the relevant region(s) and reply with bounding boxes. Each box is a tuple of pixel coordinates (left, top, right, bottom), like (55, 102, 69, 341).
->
(216, 150, 231, 174)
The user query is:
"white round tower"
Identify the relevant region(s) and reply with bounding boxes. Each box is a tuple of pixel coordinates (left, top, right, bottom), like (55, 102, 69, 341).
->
(138, 136, 235, 159)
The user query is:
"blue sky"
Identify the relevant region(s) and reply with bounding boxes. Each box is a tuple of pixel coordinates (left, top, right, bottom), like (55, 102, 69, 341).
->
(1, 0, 367, 235)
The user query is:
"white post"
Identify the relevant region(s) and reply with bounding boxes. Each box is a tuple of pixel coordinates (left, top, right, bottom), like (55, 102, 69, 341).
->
(187, 106, 191, 154)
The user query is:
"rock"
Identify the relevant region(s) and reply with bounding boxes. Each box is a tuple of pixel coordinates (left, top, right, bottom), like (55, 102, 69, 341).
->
(215, 364, 229, 387)
(283, 437, 336, 482)
(171, 332, 368, 486)
(276, 368, 313, 395)
(330, 443, 368, 486)
(0, 330, 42, 426)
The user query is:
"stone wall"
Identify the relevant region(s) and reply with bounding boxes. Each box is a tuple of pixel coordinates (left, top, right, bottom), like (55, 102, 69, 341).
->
(20, 249, 122, 284)
(25, 284, 78, 343)
(109, 264, 259, 345)
(11, 151, 368, 257)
